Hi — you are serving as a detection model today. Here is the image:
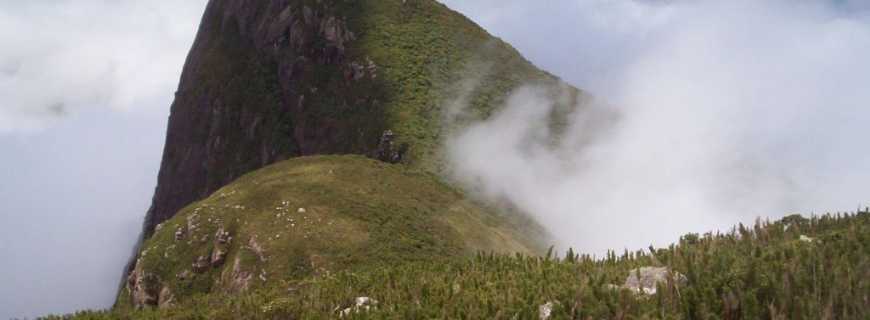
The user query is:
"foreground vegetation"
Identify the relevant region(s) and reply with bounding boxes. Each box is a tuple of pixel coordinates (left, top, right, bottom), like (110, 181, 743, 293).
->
(53, 209, 868, 319)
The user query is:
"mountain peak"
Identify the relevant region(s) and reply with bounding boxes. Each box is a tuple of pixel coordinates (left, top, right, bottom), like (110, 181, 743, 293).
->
(143, 0, 576, 236)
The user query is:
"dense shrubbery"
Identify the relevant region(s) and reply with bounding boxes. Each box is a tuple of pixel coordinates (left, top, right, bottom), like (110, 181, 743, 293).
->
(51, 210, 868, 319)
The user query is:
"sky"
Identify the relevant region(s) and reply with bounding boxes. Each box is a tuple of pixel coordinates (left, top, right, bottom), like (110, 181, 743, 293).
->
(1, 0, 869, 318)
(0, 1, 207, 318)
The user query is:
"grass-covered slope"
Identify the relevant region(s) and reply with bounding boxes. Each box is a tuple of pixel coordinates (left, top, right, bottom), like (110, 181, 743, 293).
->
(118, 156, 541, 310)
(62, 210, 868, 319)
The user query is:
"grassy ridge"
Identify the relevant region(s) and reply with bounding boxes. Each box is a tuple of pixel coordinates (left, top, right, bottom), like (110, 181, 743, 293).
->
(57, 210, 869, 319)
(114, 155, 541, 311)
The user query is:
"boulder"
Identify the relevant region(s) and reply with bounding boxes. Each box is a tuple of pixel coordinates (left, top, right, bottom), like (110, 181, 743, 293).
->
(127, 264, 161, 309)
(339, 296, 378, 317)
(539, 301, 555, 320)
(622, 267, 687, 295)
(211, 247, 228, 267)
(374, 130, 407, 163)
(192, 255, 210, 273)
(158, 286, 175, 309)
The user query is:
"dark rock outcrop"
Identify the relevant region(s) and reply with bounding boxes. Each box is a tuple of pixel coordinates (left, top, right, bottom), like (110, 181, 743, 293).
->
(374, 130, 407, 164)
(143, 0, 390, 237)
(126, 261, 161, 309)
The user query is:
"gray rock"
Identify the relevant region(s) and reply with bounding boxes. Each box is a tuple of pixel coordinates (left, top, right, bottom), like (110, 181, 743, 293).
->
(176, 270, 192, 280)
(228, 257, 253, 293)
(623, 267, 687, 295)
(127, 263, 161, 309)
(339, 297, 378, 317)
(375, 130, 407, 163)
(192, 255, 210, 273)
(539, 301, 555, 320)
(158, 286, 175, 309)
(211, 247, 228, 267)
(215, 227, 231, 244)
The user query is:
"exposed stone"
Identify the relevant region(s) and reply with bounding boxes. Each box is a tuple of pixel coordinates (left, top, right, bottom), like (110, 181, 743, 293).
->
(158, 286, 175, 309)
(374, 130, 407, 164)
(539, 301, 555, 320)
(176, 270, 192, 280)
(127, 263, 161, 309)
(800, 235, 816, 243)
(622, 267, 687, 295)
(140, 0, 380, 241)
(339, 297, 378, 317)
(174, 227, 185, 241)
(247, 236, 267, 262)
(193, 255, 210, 273)
(347, 61, 365, 81)
(366, 58, 378, 78)
(210, 227, 232, 267)
(215, 227, 231, 244)
(228, 256, 253, 293)
(259, 269, 268, 282)
(211, 247, 228, 267)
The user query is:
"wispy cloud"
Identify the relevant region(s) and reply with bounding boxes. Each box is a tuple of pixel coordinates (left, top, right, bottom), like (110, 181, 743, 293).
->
(0, 0, 205, 133)
(443, 0, 870, 254)
(0, 1, 205, 318)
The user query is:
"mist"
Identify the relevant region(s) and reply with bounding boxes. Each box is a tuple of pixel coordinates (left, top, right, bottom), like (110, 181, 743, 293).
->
(1, 0, 869, 318)
(442, 0, 870, 254)
(0, 1, 205, 318)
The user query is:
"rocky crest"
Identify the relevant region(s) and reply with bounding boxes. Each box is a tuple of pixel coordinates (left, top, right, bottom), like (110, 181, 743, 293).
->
(141, 0, 575, 240)
(126, 0, 580, 306)
(143, 0, 391, 237)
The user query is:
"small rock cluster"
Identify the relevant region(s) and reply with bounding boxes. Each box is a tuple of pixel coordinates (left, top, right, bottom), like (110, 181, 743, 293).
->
(211, 227, 232, 266)
(338, 297, 378, 318)
(346, 58, 378, 81)
(375, 130, 408, 164)
(127, 260, 174, 309)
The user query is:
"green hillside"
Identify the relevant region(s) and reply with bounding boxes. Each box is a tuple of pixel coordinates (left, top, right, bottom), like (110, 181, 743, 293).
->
(141, 0, 585, 241)
(45, 0, 866, 319)
(55, 210, 868, 319)
(116, 156, 544, 311)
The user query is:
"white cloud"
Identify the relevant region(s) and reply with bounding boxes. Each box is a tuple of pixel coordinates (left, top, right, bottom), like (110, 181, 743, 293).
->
(0, 1, 206, 318)
(0, 0, 205, 133)
(443, 0, 870, 254)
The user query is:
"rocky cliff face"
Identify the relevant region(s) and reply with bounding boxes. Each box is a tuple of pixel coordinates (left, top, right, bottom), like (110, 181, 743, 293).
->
(143, 0, 583, 238)
(145, 0, 382, 237)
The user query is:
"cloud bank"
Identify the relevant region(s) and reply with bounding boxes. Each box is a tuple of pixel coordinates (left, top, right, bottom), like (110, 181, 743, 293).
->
(0, 1, 205, 133)
(0, 1, 205, 318)
(442, 0, 870, 254)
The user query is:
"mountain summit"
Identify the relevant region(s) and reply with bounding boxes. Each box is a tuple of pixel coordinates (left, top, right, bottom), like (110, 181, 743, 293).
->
(120, 0, 584, 310)
(47, 1, 869, 318)
(142, 0, 582, 237)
